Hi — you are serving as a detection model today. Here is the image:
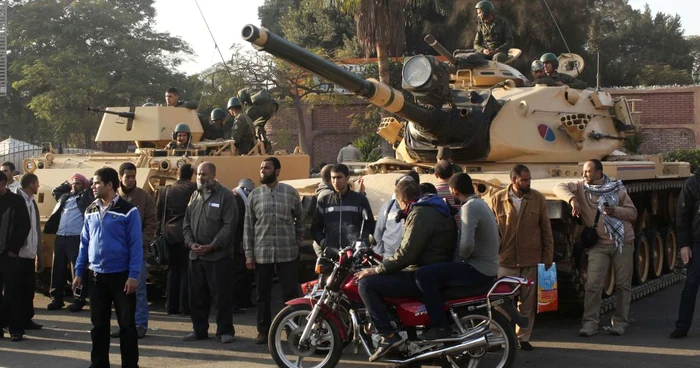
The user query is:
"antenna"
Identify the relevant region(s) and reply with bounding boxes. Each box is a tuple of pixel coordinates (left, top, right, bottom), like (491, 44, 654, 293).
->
(541, 0, 581, 76)
(596, 52, 601, 91)
(193, 0, 236, 86)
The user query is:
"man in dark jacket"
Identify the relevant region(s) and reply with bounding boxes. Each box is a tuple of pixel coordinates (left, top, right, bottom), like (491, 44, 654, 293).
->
(671, 171, 700, 338)
(45, 173, 93, 312)
(160, 164, 197, 316)
(312, 164, 374, 253)
(356, 179, 457, 362)
(231, 178, 255, 313)
(182, 162, 236, 343)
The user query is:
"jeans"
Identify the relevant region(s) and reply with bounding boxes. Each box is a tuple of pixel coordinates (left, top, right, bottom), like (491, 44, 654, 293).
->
(166, 242, 190, 315)
(358, 271, 421, 335)
(189, 258, 235, 337)
(676, 243, 700, 331)
(256, 259, 301, 334)
(89, 270, 138, 368)
(415, 262, 493, 328)
(135, 260, 148, 329)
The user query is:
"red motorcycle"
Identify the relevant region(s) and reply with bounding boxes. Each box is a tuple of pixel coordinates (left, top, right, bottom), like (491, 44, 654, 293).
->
(268, 240, 532, 368)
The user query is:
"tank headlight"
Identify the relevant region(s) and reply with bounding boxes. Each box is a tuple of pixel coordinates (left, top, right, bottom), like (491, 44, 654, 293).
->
(26, 161, 34, 171)
(402, 56, 433, 88)
(37, 161, 44, 169)
(176, 160, 185, 169)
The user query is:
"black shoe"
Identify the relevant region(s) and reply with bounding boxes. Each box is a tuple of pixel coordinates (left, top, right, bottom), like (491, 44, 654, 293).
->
(136, 326, 147, 339)
(68, 302, 85, 313)
(232, 307, 245, 315)
(255, 332, 268, 345)
(47, 300, 65, 311)
(10, 334, 23, 342)
(520, 341, 534, 351)
(670, 329, 688, 339)
(25, 321, 43, 330)
(110, 329, 120, 338)
(419, 327, 451, 340)
(369, 333, 404, 362)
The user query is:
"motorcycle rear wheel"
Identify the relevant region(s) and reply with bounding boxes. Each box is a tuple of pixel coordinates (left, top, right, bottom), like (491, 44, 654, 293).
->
(442, 310, 517, 368)
(269, 304, 344, 368)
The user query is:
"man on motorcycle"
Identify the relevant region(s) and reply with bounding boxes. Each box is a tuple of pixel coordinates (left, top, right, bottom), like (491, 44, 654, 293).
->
(356, 179, 457, 362)
(414, 173, 500, 340)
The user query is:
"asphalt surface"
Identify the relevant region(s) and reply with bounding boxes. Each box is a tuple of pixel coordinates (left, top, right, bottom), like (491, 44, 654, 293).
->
(1, 282, 699, 368)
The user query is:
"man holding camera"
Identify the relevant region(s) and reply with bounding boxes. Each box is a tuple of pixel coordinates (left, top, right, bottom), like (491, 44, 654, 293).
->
(554, 159, 637, 337)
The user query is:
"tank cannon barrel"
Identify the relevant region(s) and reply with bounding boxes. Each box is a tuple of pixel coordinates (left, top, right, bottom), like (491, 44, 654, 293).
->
(424, 35, 456, 67)
(87, 107, 135, 119)
(241, 24, 448, 130)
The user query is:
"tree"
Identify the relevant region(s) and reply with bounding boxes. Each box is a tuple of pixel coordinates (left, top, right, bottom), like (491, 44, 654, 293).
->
(5, 0, 192, 148)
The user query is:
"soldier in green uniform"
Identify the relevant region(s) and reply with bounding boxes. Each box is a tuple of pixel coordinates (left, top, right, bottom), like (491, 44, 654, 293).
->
(201, 108, 231, 141)
(527, 60, 555, 87)
(238, 88, 279, 153)
(473, 0, 514, 63)
(165, 123, 196, 150)
(227, 97, 256, 155)
(540, 53, 587, 89)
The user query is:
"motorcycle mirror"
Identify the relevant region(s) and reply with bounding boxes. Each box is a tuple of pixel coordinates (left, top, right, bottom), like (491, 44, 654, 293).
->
(362, 209, 369, 221)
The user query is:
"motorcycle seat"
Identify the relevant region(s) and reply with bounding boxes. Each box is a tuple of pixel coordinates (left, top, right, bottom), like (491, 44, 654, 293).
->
(439, 278, 497, 301)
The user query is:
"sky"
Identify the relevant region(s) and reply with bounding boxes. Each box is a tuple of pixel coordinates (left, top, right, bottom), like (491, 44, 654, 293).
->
(153, 0, 700, 76)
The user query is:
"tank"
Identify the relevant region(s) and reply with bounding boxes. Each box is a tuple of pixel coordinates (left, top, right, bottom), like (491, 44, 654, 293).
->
(28, 105, 311, 292)
(242, 24, 690, 312)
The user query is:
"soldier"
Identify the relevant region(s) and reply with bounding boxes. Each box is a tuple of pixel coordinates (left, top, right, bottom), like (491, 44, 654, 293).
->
(473, 0, 514, 63)
(165, 87, 185, 107)
(166, 123, 196, 150)
(201, 108, 231, 141)
(227, 97, 256, 155)
(540, 53, 588, 89)
(238, 88, 279, 153)
(527, 60, 555, 87)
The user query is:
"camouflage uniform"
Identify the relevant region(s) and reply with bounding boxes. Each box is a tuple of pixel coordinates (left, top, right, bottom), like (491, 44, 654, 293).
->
(526, 76, 556, 87)
(550, 72, 587, 89)
(201, 120, 233, 141)
(231, 112, 256, 154)
(474, 15, 514, 63)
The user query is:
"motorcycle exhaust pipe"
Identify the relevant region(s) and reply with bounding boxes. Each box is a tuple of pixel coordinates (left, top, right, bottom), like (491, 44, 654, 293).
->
(414, 325, 487, 345)
(384, 335, 488, 365)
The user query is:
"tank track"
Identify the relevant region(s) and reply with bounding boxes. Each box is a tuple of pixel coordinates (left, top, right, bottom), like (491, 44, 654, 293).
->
(599, 271, 685, 314)
(623, 179, 686, 193)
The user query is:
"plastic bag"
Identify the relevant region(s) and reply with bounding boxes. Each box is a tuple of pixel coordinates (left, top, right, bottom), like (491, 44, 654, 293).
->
(537, 262, 558, 313)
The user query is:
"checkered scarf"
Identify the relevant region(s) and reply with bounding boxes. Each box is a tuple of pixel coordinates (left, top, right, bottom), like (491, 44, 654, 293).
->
(583, 174, 625, 253)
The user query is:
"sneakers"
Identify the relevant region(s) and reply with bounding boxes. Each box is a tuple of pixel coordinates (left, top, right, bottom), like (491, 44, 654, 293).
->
(669, 329, 688, 339)
(255, 332, 268, 345)
(220, 334, 234, 343)
(578, 326, 597, 337)
(369, 333, 404, 362)
(419, 327, 451, 341)
(519, 341, 534, 351)
(183, 332, 208, 342)
(609, 325, 625, 336)
(47, 300, 65, 311)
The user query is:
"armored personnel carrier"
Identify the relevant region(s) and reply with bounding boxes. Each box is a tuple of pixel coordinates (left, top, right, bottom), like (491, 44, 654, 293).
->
(28, 105, 310, 290)
(242, 24, 690, 311)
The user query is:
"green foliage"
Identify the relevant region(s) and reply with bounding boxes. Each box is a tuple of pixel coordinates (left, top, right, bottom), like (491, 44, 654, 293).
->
(279, 1, 356, 56)
(352, 133, 383, 162)
(663, 149, 700, 173)
(637, 64, 693, 86)
(349, 107, 382, 135)
(622, 129, 647, 154)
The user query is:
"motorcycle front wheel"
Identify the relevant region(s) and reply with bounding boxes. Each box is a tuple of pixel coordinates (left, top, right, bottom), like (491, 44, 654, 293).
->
(269, 304, 344, 368)
(442, 310, 517, 368)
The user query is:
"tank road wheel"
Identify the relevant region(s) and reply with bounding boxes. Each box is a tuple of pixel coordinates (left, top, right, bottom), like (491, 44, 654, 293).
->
(633, 233, 650, 285)
(666, 191, 678, 226)
(603, 265, 615, 297)
(662, 228, 678, 272)
(645, 229, 664, 279)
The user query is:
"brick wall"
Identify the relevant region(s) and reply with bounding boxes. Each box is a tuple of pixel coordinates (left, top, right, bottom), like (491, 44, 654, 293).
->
(614, 92, 694, 126)
(640, 128, 695, 153)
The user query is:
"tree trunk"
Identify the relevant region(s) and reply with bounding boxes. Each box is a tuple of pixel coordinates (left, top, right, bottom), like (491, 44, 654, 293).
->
(376, 42, 396, 158)
(292, 84, 311, 156)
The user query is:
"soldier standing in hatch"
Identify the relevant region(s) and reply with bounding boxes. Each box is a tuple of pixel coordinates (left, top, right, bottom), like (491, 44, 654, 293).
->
(527, 60, 555, 87)
(166, 123, 196, 150)
(201, 108, 231, 141)
(540, 53, 588, 89)
(473, 0, 514, 63)
(238, 88, 279, 153)
(227, 97, 256, 155)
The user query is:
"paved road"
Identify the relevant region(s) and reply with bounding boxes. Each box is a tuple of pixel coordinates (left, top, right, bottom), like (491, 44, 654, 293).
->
(1, 282, 699, 368)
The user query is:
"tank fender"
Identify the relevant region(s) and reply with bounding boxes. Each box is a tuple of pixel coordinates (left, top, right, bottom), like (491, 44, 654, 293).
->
(547, 199, 571, 221)
(285, 297, 348, 341)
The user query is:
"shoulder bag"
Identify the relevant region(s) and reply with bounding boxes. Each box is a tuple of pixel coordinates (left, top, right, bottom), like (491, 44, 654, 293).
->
(148, 186, 170, 266)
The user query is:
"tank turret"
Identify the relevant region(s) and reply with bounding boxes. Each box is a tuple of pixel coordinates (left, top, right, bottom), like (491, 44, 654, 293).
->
(242, 24, 637, 165)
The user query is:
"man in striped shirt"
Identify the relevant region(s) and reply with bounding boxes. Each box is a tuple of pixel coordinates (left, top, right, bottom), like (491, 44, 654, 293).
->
(244, 157, 304, 345)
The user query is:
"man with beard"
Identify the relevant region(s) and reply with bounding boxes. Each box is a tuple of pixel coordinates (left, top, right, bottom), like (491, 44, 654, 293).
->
(244, 157, 304, 345)
(490, 165, 553, 350)
(73, 167, 142, 367)
(182, 162, 236, 343)
(312, 164, 374, 256)
(111, 162, 156, 339)
(45, 173, 93, 312)
(554, 159, 636, 337)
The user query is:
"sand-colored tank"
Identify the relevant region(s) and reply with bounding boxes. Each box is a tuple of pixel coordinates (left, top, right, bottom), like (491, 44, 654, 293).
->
(28, 105, 310, 290)
(243, 24, 690, 311)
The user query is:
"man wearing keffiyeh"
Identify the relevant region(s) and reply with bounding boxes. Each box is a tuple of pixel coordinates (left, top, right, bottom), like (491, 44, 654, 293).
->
(554, 159, 637, 337)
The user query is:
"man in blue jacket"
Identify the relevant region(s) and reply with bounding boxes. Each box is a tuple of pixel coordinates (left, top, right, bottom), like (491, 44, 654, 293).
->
(73, 167, 142, 368)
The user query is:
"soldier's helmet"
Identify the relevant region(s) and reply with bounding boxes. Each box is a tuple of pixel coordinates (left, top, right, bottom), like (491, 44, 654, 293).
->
(227, 97, 242, 110)
(531, 60, 545, 72)
(237, 88, 252, 105)
(172, 123, 191, 140)
(540, 53, 559, 69)
(142, 102, 156, 107)
(251, 89, 271, 104)
(475, 0, 495, 15)
(210, 108, 226, 121)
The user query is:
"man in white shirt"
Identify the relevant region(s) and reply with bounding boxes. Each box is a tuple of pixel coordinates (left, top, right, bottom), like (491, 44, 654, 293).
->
(1, 162, 20, 193)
